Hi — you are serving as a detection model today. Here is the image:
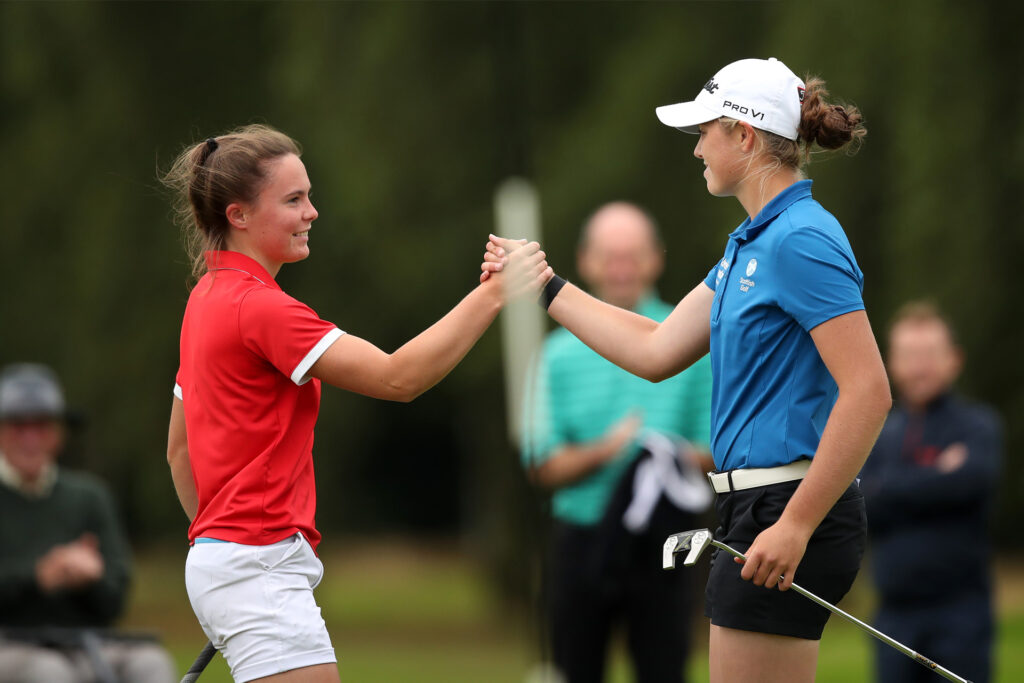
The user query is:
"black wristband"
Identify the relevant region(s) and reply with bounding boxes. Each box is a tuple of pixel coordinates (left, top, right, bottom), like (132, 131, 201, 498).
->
(541, 275, 567, 310)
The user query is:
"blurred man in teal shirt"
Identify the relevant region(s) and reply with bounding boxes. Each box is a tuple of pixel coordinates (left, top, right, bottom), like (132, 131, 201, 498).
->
(523, 203, 713, 683)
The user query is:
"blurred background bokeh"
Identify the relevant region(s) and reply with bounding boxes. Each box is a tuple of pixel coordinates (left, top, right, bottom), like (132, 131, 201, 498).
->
(1, 1, 1022, 680)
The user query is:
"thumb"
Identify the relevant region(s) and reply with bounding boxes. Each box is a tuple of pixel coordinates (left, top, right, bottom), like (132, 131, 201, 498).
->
(489, 234, 527, 250)
(77, 532, 99, 550)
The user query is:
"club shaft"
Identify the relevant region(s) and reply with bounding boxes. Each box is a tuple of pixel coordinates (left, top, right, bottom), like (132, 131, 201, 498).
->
(711, 540, 972, 683)
(180, 641, 217, 683)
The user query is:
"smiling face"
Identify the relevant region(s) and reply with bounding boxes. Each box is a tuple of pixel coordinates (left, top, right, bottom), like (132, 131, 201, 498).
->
(694, 119, 747, 197)
(226, 153, 318, 275)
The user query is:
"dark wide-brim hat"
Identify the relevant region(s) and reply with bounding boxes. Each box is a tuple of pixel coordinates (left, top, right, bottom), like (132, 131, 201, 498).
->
(0, 363, 69, 421)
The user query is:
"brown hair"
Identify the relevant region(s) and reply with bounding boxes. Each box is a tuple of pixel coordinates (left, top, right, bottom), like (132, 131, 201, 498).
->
(720, 75, 866, 175)
(162, 124, 301, 280)
(887, 300, 959, 347)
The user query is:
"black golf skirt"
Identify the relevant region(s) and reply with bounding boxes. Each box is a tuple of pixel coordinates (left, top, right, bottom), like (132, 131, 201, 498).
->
(704, 478, 866, 640)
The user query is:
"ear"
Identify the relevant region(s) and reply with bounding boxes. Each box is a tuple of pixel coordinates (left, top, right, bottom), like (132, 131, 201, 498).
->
(577, 247, 596, 289)
(226, 202, 248, 231)
(736, 122, 758, 153)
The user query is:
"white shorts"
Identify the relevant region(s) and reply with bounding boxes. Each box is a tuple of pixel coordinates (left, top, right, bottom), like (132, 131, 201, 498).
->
(185, 534, 336, 682)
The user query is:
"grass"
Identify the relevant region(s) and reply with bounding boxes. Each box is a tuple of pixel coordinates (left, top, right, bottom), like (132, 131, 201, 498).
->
(122, 541, 1024, 682)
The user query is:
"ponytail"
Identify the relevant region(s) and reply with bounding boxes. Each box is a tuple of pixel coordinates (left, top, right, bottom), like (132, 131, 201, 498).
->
(797, 77, 866, 154)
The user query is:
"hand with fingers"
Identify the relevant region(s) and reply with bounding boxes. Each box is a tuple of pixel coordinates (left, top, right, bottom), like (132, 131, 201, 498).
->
(478, 235, 553, 302)
(479, 234, 526, 283)
(735, 518, 812, 591)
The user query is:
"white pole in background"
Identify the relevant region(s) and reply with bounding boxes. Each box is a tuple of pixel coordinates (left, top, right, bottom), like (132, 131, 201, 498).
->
(494, 177, 546, 448)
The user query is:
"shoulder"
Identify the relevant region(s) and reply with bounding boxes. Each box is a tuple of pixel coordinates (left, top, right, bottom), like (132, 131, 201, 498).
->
(773, 209, 859, 274)
(54, 470, 115, 505)
(948, 395, 1003, 435)
(776, 200, 849, 249)
(239, 285, 319, 321)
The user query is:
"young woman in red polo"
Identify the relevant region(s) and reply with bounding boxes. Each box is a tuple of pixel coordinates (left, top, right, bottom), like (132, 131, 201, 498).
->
(162, 124, 551, 683)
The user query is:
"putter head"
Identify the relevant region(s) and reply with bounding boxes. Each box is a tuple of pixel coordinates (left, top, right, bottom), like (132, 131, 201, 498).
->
(662, 528, 713, 570)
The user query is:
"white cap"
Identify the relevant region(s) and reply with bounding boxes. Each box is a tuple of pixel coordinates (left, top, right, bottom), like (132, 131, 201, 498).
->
(656, 58, 806, 140)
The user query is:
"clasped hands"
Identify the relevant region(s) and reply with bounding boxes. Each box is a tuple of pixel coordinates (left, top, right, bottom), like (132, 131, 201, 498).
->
(478, 234, 553, 302)
(35, 532, 105, 593)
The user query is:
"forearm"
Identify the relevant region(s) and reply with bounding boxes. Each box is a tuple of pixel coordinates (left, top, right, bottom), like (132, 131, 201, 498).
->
(781, 383, 890, 535)
(385, 280, 503, 401)
(168, 450, 198, 521)
(166, 398, 197, 521)
(532, 441, 621, 489)
(547, 282, 711, 381)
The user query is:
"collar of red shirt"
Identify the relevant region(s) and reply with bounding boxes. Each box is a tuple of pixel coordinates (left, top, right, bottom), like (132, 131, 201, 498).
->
(203, 250, 281, 290)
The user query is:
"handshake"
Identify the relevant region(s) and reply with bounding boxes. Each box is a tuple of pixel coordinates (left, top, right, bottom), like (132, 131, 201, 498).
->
(478, 234, 565, 307)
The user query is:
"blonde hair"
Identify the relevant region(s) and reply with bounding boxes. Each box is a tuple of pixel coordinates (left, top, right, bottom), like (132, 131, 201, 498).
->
(162, 124, 301, 281)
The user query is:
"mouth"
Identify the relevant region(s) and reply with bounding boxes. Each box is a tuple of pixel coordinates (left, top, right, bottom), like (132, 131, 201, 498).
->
(293, 229, 310, 238)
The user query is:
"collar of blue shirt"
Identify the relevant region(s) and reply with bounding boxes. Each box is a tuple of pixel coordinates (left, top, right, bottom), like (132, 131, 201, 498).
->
(729, 179, 814, 243)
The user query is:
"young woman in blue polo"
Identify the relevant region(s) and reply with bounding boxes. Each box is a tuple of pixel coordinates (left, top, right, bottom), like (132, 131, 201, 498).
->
(485, 58, 891, 682)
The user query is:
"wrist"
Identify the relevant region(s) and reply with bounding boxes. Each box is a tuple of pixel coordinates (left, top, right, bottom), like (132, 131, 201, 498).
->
(541, 275, 567, 310)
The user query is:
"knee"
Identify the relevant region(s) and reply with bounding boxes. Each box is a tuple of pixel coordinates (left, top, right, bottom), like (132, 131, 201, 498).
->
(116, 644, 177, 683)
(11, 649, 79, 683)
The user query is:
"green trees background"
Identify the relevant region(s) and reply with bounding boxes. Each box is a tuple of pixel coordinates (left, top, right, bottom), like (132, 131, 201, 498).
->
(1, 1, 1021, 568)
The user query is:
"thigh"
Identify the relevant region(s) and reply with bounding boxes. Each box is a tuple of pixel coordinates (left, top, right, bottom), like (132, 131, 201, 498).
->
(186, 534, 336, 683)
(547, 524, 614, 683)
(624, 566, 692, 683)
(0, 641, 79, 683)
(709, 624, 818, 683)
(706, 481, 866, 640)
(873, 609, 929, 683)
(102, 641, 177, 683)
(925, 597, 993, 683)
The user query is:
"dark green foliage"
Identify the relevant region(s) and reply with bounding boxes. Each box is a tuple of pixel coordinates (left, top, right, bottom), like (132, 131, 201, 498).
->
(0, 2, 1021, 574)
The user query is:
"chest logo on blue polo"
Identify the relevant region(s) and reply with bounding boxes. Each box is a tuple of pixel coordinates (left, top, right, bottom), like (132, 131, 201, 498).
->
(739, 258, 757, 292)
(716, 259, 729, 283)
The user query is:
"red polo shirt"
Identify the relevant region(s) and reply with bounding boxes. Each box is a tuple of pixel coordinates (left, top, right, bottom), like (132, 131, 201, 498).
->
(174, 251, 343, 550)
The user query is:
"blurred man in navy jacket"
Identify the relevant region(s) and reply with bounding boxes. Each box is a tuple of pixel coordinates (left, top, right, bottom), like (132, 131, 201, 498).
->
(860, 302, 1001, 683)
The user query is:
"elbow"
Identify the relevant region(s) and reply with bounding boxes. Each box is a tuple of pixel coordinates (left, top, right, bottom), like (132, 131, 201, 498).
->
(528, 464, 559, 491)
(644, 367, 675, 383)
(859, 373, 893, 427)
(166, 445, 184, 467)
(873, 376, 894, 417)
(385, 379, 425, 403)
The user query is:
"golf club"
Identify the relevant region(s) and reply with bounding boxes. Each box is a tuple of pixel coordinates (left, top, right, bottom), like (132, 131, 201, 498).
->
(663, 528, 973, 683)
(180, 640, 217, 683)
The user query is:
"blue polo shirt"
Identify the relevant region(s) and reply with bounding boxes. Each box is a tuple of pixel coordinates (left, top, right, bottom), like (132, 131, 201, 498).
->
(704, 180, 864, 471)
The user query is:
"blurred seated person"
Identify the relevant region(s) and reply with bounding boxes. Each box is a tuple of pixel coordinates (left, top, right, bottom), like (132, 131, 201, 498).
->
(0, 364, 175, 683)
(859, 303, 1002, 683)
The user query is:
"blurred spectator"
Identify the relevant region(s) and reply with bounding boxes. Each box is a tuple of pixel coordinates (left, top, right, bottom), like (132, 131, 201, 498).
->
(860, 303, 1002, 683)
(521, 203, 713, 683)
(0, 364, 175, 683)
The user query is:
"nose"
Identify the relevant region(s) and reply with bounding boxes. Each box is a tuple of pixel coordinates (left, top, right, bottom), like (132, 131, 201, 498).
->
(306, 199, 318, 222)
(694, 138, 703, 160)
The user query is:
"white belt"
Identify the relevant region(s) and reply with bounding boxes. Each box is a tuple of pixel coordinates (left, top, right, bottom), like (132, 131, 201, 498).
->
(707, 460, 811, 494)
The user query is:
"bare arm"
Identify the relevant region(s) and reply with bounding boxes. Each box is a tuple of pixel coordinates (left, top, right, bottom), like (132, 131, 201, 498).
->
(311, 243, 551, 402)
(546, 281, 714, 382)
(167, 396, 197, 521)
(739, 309, 892, 590)
(530, 414, 641, 489)
(486, 235, 712, 381)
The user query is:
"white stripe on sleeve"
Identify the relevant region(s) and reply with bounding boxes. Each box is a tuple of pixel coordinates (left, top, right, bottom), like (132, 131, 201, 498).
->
(173, 383, 183, 400)
(291, 328, 346, 386)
